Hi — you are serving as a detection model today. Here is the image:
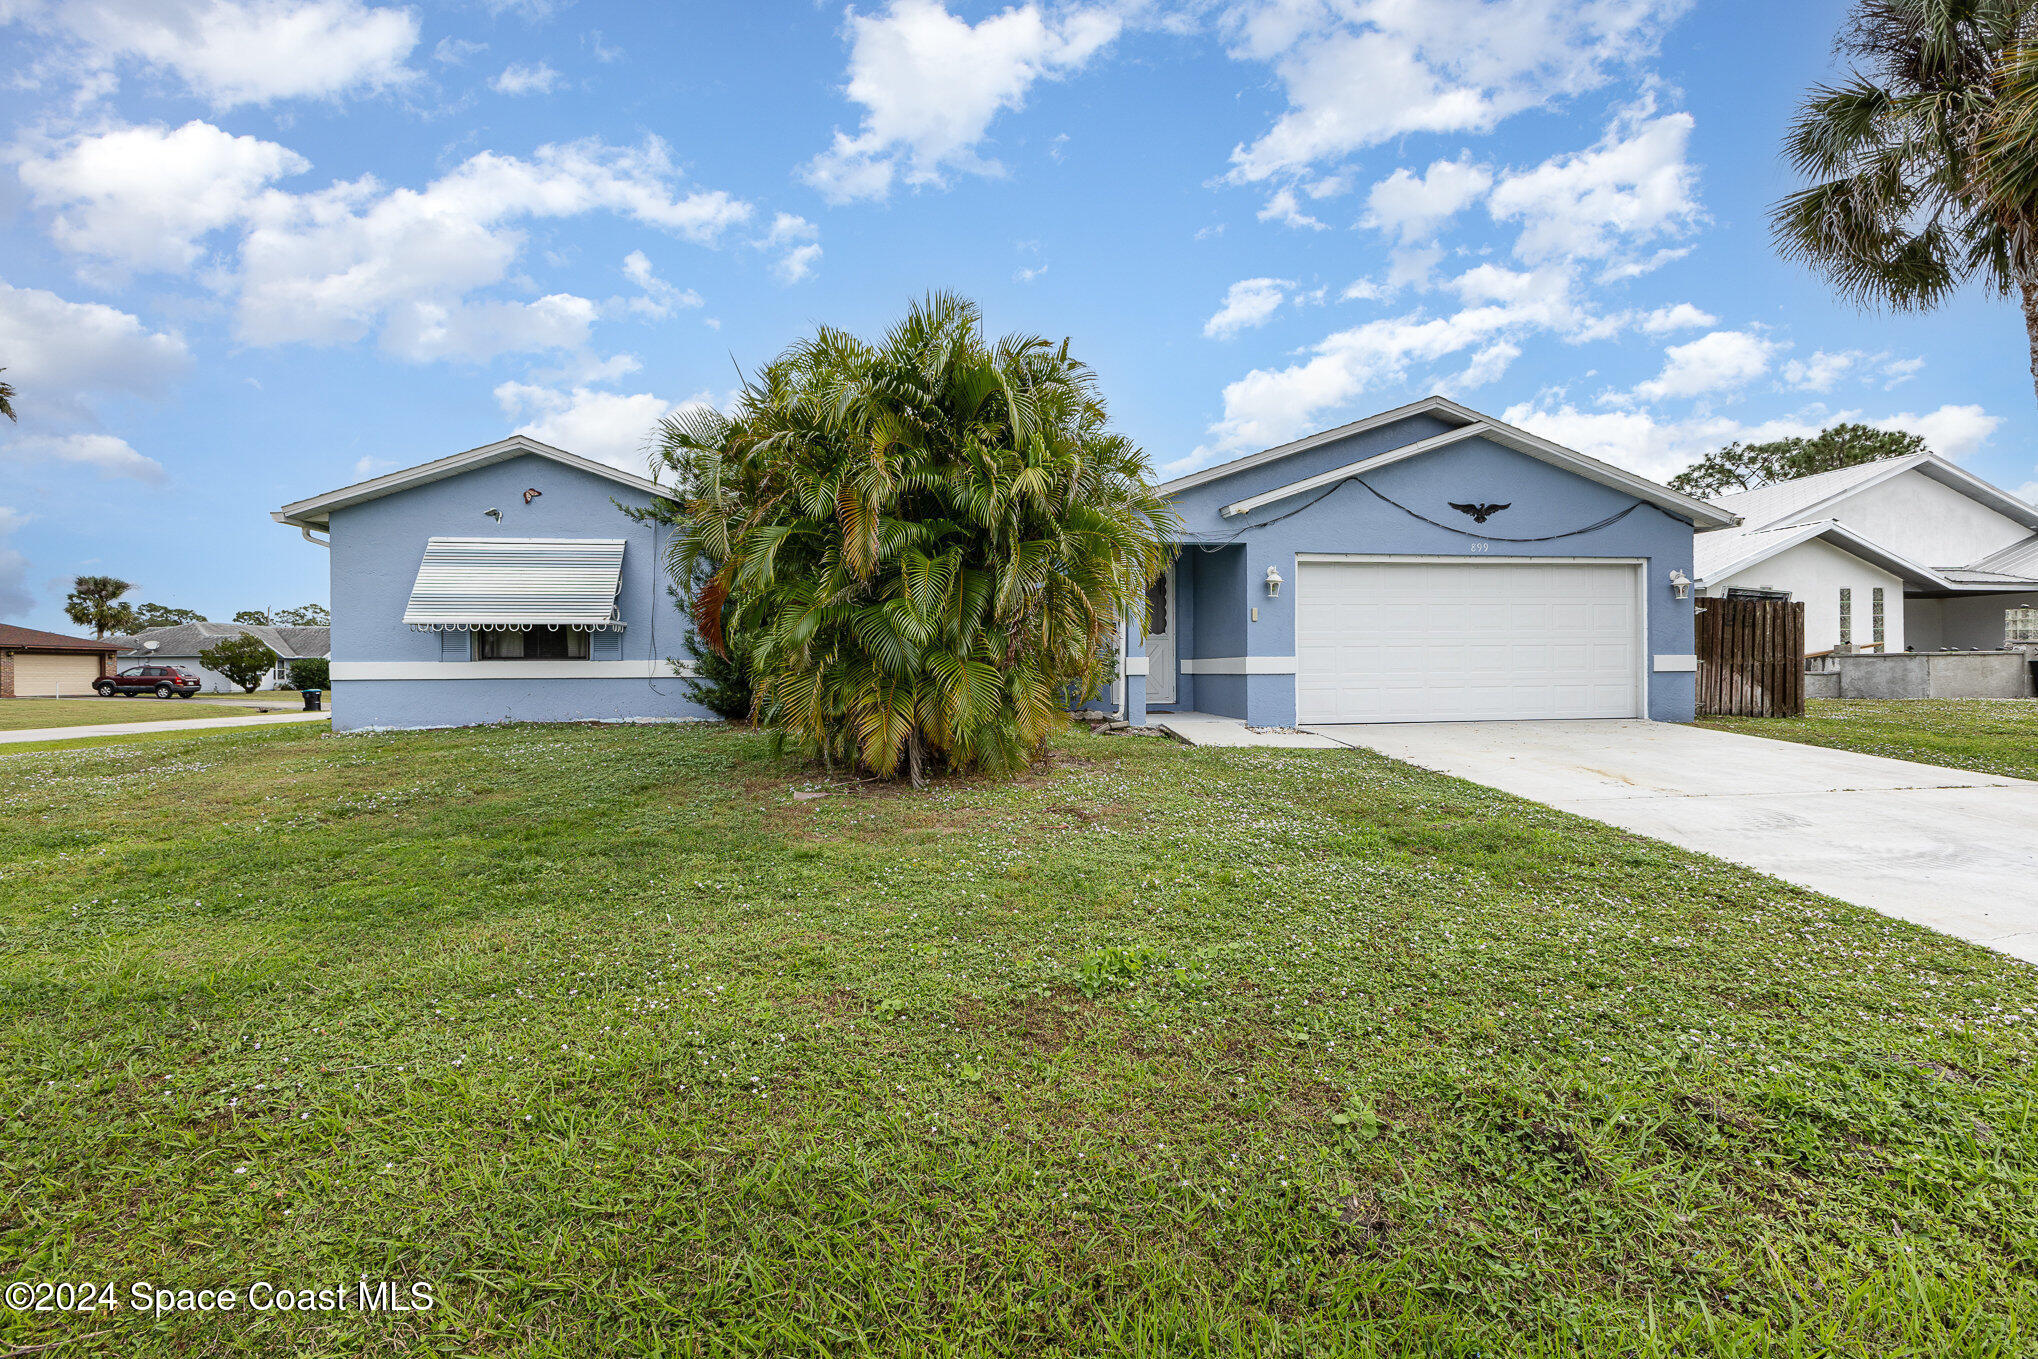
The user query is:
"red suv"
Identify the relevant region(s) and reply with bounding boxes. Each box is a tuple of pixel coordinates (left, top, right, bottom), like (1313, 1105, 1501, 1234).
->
(96, 665, 203, 698)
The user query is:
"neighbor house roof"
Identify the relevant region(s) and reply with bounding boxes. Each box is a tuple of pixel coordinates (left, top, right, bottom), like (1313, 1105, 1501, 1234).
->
(1971, 532, 2038, 576)
(272, 434, 668, 531)
(106, 622, 330, 659)
(1697, 452, 2038, 594)
(1694, 519, 1959, 591)
(1707, 452, 2038, 538)
(0, 623, 121, 653)
(1159, 394, 1739, 530)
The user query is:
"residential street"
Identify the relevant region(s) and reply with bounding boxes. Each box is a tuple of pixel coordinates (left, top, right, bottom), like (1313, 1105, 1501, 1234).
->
(0, 711, 329, 745)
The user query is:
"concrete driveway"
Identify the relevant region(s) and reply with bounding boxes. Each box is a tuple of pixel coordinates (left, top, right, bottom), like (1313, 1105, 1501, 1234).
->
(1307, 720, 2038, 965)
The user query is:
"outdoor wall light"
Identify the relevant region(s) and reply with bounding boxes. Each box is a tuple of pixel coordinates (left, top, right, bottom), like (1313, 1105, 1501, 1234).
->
(1265, 565, 1284, 597)
(1669, 569, 1692, 600)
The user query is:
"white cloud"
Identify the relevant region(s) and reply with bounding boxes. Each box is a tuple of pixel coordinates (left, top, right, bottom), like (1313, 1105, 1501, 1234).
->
(16, 0, 420, 108)
(0, 282, 191, 420)
(492, 60, 560, 95)
(1361, 154, 1492, 242)
(353, 454, 399, 477)
(1183, 261, 1612, 466)
(2, 432, 165, 482)
(1203, 277, 1290, 339)
(1441, 340, 1520, 391)
(1873, 404, 2001, 459)
(756, 213, 821, 284)
(231, 136, 752, 357)
(21, 125, 755, 361)
(1499, 400, 2004, 484)
(802, 0, 1121, 202)
(494, 381, 707, 473)
(379, 293, 599, 363)
(1256, 186, 1326, 230)
(1487, 106, 1700, 267)
(1222, 0, 1687, 183)
(775, 242, 822, 284)
(17, 120, 308, 275)
(1638, 302, 1714, 335)
(621, 250, 703, 318)
(0, 284, 181, 484)
(1630, 329, 1777, 402)
(433, 36, 485, 64)
(1781, 349, 1860, 393)
(1880, 355, 1925, 388)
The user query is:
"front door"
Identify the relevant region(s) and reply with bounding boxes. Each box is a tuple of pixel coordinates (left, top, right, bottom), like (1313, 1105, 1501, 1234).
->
(1145, 564, 1177, 705)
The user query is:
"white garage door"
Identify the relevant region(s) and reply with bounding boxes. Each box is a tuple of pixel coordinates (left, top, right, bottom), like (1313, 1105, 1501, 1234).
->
(1296, 559, 1641, 724)
(11, 653, 104, 697)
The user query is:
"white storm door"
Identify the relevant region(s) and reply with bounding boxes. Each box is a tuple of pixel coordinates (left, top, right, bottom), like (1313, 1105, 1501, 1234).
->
(1144, 564, 1177, 705)
(1295, 558, 1641, 724)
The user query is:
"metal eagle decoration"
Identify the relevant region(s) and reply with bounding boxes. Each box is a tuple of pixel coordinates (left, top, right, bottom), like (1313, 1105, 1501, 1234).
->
(1450, 501, 1510, 524)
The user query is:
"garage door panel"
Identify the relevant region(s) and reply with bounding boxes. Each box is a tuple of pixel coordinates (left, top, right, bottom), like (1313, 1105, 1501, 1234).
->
(11, 653, 103, 697)
(1297, 560, 1640, 724)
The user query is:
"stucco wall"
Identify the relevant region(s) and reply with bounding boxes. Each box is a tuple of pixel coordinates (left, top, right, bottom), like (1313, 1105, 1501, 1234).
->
(1835, 651, 2035, 700)
(1705, 538, 1905, 654)
(1912, 590, 2038, 650)
(1835, 470, 2032, 564)
(326, 453, 711, 732)
(1162, 419, 1700, 723)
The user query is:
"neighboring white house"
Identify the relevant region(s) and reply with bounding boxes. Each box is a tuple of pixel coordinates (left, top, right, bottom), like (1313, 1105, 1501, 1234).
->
(1695, 454, 2038, 656)
(105, 622, 330, 693)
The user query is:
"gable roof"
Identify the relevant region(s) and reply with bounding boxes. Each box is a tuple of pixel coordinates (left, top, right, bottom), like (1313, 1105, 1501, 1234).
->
(1160, 394, 1739, 529)
(1694, 519, 1960, 591)
(104, 622, 330, 659)
(0, 623, 120, 653)
(272, 435, 668, 531)
(1972, 532, 2038, 575)
(1708, 452, 2038, 536)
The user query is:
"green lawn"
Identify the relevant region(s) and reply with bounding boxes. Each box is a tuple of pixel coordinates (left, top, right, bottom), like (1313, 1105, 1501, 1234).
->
(2, 722, 2034, 1356)
(0, 697, 262, 731)
(1699, 697, 2038, 782)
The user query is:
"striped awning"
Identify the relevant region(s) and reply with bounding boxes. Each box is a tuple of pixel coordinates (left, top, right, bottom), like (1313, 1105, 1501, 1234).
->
(402, 537, 627, 631)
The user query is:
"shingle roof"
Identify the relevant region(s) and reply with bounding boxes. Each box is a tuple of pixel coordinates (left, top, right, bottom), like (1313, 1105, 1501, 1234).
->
(0, 623, 122, 653)
(105, 622, 330, 659)
(1971, 532, 2038, 576)
(1703, 455, 1923, 532)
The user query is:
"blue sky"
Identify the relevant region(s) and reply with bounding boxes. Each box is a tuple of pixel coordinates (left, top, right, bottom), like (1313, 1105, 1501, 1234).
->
(1, 0, 2032, 632)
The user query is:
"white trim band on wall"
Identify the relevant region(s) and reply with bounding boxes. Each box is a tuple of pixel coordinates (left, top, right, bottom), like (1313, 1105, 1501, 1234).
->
(1652, 654, 1698, 673)
(1179, 656, 1299, 675)
(332, 660, 694, 680)
(1122, 657, 1150, 676)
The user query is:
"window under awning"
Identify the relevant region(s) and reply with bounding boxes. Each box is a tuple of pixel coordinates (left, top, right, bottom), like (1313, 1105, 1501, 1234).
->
(402, 537, 628, 632)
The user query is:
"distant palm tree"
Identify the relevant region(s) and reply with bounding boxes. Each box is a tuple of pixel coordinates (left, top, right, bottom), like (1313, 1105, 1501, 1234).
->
(0, 369, 14, 422)
(658, 293, 1176, 785)
(1772, 1, 2038, 402)
(64, 575, 137, 639)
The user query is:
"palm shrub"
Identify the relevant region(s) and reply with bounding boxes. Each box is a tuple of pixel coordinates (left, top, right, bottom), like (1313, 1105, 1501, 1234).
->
(656, 293, 1176, 784)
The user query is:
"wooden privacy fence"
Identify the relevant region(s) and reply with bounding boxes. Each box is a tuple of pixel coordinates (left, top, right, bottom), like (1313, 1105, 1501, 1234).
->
(1696, 597, 1805, 718)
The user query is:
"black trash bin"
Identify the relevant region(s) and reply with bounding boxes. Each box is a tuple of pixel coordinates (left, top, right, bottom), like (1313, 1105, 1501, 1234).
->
(302, 688, 324, 712)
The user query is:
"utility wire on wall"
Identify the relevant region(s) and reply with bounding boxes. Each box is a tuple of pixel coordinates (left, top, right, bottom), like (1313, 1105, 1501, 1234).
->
(1194, 476, 1653, 550)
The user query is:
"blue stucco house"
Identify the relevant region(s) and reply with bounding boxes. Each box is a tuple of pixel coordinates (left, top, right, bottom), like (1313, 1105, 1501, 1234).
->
(273, 435, 714, 733)
(276, 396, 1735, 735)
(1117, 395, 1736, 729)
